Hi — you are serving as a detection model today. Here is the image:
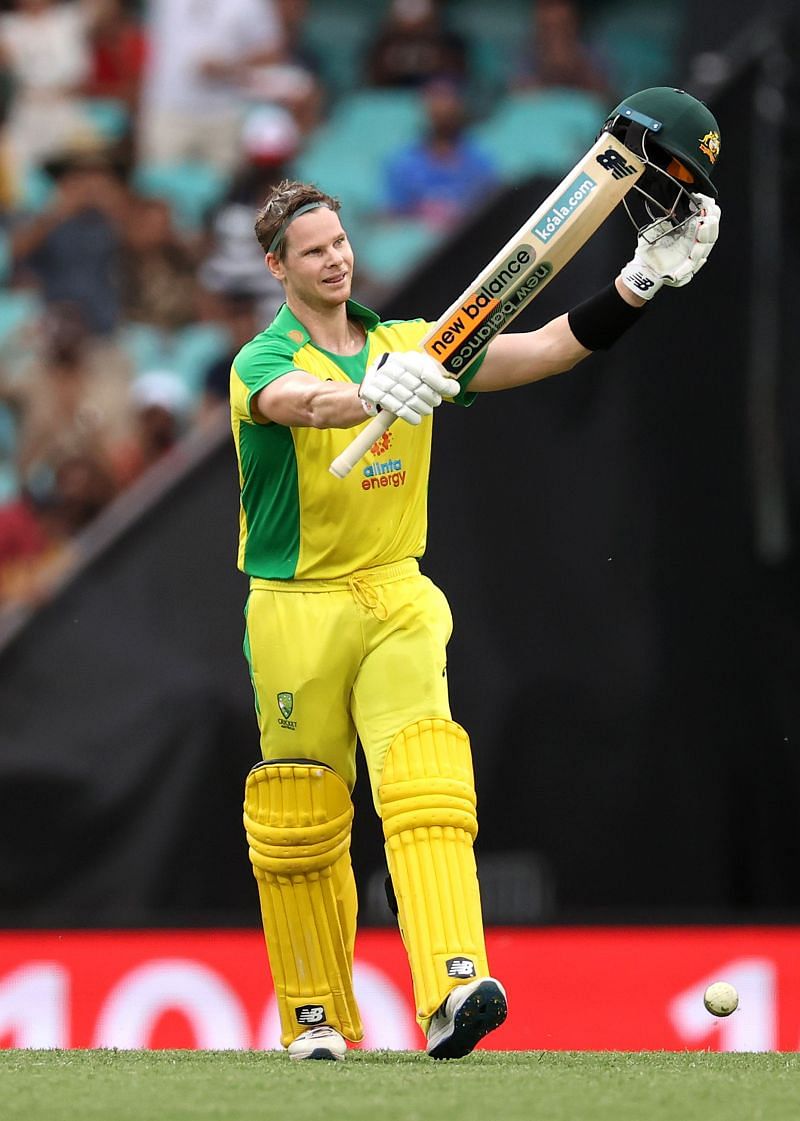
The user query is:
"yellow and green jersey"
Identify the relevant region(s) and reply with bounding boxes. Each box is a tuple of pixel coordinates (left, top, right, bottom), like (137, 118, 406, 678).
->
(230, 299, 480, 580)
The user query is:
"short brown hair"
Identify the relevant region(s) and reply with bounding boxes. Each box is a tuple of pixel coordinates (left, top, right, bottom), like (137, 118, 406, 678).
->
(254, 179, 340, 259)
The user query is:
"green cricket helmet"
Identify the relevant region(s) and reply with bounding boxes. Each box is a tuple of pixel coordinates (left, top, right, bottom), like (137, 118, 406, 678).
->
(601, 86, 721, 232)
(603, 86, 720, 196)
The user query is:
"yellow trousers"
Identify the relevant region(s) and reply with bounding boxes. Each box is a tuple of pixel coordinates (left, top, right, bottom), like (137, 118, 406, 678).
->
(244, 559, 453, 804)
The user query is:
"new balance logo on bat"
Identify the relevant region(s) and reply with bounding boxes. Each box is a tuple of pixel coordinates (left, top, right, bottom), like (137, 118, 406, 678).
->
(596, 148, 639, 179)
(447, 957, 477, 978)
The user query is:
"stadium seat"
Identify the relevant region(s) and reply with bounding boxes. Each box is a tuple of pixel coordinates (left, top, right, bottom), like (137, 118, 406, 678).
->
(133, 161, 230, 231)
(587, 0, 680, 94)
(355, 217, 444, 287)
(0, 402, 19, 503)
(0, 288, 42, 345)
(446, 0, 531, 97)
(119, 322, 232, 399)
(303, 1, 389, 97)
(80, 97, 131, 142)
(471, 89, 607, 181)
(0, 229, 11, 286)
(291, 90, 426, 216)
(19, 166, 54, 214)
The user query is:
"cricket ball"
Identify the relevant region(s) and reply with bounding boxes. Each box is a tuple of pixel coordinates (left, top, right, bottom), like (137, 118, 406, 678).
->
(703, 981, 739, 1017)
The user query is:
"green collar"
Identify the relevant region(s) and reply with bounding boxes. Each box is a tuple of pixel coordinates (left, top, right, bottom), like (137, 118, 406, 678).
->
(272, 299, 381, 346)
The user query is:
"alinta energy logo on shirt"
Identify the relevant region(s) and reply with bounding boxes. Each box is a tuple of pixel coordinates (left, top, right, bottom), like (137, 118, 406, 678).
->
(362, 458, 406, 490)
(362, 429, 406, 491)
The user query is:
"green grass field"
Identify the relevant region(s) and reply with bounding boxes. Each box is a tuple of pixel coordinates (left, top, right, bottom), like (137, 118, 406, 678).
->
(2, 1050, 799, 1121)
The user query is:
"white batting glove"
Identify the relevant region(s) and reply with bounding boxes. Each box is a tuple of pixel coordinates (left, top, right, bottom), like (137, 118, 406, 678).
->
(619, 193, 721, 300)
(358, 351, 459, 425)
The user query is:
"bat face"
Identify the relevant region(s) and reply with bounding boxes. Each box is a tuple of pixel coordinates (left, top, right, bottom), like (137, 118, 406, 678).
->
(422, 134, 644, 378)
(424, 259, 553, 373)
(329, 133, 643, 478)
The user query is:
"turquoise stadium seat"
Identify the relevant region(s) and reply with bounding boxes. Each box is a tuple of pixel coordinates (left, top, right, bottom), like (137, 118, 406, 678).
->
(0, 402, 19, 503)
(303, 1, 389, 97)
(0, 289, 42, 344)
(587, 0, 683, 95)
(133, 161, 229, 231)
(118, 321, 232, 399)
(446, 0, 530, 97)
(80, 97, 131, 142)
(0, 229, 11, 286)
(291, 90, 426, 217)
(354, 218, 444, 287)
(20, 166, 54, 214)
(471, 89, 607, 181)
(327, 88, 426, 146)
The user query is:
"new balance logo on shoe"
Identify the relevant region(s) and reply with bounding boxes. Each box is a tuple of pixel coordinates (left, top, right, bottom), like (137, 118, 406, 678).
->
(446, 957, 477, 978)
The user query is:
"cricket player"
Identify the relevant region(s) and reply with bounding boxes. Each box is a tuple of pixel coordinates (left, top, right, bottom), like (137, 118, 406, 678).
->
(234, 88, 721, 1060)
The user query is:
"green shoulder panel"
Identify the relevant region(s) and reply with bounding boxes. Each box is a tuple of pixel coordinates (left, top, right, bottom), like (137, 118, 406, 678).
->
(237, 418, 300, 578)
(233, 336, 301, 420)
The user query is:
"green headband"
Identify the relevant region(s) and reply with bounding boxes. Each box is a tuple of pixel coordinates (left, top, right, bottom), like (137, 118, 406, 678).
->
(267, 201, 328, 254)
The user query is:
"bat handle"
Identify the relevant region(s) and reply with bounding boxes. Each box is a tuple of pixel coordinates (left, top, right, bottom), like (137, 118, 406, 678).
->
(328, 410, 397, 478)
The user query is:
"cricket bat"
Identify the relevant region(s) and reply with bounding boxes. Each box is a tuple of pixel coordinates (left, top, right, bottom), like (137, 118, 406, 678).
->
(329, 131, 644, 478)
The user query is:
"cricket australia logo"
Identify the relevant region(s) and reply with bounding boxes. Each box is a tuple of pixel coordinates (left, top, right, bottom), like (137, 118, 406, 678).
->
(699, 130, 720, 165)
(446, 957, 477, 979)
(595, 147, 638, 179)
(277, 691, 297, 730)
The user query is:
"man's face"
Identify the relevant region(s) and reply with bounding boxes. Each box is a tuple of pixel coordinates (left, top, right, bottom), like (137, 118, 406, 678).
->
(268, 207, 354, 310)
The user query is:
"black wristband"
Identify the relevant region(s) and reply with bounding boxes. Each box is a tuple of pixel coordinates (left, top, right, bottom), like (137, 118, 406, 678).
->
(567, 283, 645, 351)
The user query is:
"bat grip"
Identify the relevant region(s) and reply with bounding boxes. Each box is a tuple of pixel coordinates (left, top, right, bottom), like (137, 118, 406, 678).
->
(328, 410, 396, 478)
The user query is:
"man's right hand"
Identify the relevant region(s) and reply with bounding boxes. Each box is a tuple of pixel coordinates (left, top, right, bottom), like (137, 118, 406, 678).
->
(358, 352, 460, 425)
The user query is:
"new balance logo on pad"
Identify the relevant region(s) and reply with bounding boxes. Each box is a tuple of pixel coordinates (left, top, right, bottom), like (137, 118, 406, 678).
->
(296, 1005, 326, 1025)
(446, 957, 477, 978)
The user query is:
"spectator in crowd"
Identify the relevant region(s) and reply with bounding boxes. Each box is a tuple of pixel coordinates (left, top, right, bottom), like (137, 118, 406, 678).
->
(0, 38, 16, 208)
(0, 0, 99, 175)
(368, 0, 467, 90)
(512, 0, 613, 100)
(9, 132, 131, 337)
(47, 451, 119, 534)
(82, 0, 147, 113)
(136, 0, 285, 174)
(198, 291, 261, 417)
(380, 77, 499, 230)
(0, 451, 118, 610)
(0, 483, 70, 609)
(120, 194, 201, 333)
(242, 0, 324, 135)
(112, 368, 194, 485)
(10, 301, 134, 502)
(199, 104, 299, 316)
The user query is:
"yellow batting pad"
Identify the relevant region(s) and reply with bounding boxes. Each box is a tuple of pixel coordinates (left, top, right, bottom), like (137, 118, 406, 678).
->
(244, 761, 363, 1046)
(379, 719, 489, 1022)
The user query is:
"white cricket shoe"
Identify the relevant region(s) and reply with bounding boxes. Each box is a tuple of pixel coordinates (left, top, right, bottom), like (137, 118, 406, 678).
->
(426, 977, 508, 1060)
(287, 1025, 347, 1061)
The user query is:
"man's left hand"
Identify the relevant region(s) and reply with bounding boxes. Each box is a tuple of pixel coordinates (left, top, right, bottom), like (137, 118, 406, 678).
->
(619, 193, 721, 300)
